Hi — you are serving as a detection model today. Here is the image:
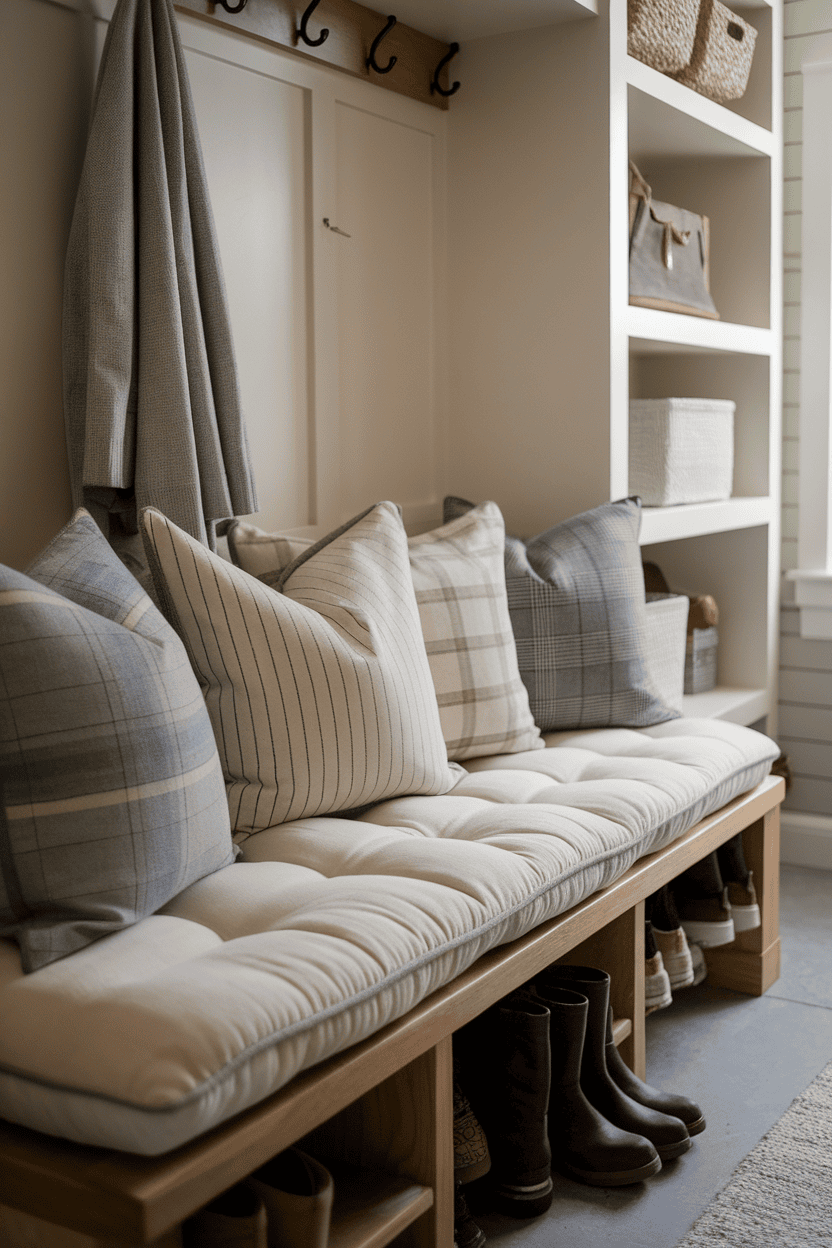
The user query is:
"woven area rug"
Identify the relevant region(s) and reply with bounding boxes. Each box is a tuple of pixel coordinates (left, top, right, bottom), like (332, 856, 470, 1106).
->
(675, 1059, 832, 1246)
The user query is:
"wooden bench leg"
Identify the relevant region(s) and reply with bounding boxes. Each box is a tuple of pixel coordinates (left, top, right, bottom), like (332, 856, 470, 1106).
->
(703, 806, 781, 996)
(562, 900, 646, 1080)
(302, 1036, 453, 1248)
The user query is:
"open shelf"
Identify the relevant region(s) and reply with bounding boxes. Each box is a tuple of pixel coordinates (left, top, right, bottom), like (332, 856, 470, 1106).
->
(329, 1170, 433, 1248)
(390, 0, 598, 42)
(680, 686, 769, 726)
(639, 498, 772, 545)
(627, 59, 773, 159)
(628, 309, 773, 356)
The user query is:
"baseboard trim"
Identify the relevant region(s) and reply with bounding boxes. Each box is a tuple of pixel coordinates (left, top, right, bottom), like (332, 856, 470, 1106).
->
(780, 813, 832, 871)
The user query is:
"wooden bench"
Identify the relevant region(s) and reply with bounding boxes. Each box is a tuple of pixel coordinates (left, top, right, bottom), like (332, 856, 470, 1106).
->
(0, 775, 783, 1248)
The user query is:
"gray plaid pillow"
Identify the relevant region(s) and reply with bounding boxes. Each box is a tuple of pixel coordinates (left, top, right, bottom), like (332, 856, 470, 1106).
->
(0, 510, 235, 972)
(444, 496, 679, 732)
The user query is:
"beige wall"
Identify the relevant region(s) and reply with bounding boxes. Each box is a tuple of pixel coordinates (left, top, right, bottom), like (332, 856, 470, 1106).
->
(0, 0, 95, 569)
(1, 0, 449, 571)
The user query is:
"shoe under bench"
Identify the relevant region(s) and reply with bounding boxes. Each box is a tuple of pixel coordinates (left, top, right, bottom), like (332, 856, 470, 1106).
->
(0, 775, 784, 1248)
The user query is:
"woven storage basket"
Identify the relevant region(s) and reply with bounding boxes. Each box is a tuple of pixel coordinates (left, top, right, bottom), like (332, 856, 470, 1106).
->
(685, 626, 718, 695)
(674, 0, 757, 103)
(645, 592, 689, 711)
(629, 397, 734, 507)
(627, 0, 699, 75)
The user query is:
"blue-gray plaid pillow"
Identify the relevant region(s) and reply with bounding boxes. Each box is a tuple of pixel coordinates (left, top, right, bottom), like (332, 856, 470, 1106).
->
(444, 496, 679, 732)
(0, 510, 235, 972)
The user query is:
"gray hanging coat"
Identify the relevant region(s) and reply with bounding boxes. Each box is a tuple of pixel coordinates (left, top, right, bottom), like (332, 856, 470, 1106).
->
(63, 0, 258, 554)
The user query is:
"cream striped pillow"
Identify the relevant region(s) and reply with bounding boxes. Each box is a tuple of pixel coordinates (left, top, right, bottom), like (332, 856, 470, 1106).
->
(142, 503, 460, 834)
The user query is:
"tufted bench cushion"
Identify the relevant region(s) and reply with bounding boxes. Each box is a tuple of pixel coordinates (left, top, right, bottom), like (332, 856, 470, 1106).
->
(0, 719, 777, 1156)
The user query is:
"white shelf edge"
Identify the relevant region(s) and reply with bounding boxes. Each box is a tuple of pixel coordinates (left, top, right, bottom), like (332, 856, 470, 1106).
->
(626, 57, 773, 158)
(639, 498, 772, 545)
(627, 307, 773, 356)
(679, 687, 769, 726)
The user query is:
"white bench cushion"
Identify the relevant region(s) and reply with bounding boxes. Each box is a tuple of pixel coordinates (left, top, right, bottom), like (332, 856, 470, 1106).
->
(0, 719, 778, 1155)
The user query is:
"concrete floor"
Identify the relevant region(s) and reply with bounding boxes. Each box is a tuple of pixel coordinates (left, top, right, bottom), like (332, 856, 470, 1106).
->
(471, 862, 832, 1248)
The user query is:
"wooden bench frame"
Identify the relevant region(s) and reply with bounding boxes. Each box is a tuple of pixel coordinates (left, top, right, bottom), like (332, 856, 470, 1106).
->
(0, 776, 784, 1248)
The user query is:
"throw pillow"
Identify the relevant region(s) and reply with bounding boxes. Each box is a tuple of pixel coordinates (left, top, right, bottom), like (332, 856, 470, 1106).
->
(142, 502, 460, 833)
(407, 503, 544, 759)
(228, 505, 545, 762)
(444, 496, 679, 732)
(1, 510, 235, 972)
(226, 523, 313, 579)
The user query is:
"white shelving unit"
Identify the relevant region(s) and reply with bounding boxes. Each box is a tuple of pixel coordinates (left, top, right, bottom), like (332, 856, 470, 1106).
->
(447, 0, 782, 730)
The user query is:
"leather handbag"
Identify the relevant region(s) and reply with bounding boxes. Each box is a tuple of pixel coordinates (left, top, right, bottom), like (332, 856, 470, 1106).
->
(628, 160, 719, 320)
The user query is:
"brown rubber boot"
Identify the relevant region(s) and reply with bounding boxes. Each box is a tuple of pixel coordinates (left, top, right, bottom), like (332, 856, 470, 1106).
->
(603, 1005, 706, 1136)
(454, 993, 554, 1217)
(528, 985, 662, 1185)
(536, 966, 690, 1162)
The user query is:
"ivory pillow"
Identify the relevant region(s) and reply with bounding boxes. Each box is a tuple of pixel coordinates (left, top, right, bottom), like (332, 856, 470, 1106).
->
(142, 503, 460, 833)
(228, 505, 544, 761)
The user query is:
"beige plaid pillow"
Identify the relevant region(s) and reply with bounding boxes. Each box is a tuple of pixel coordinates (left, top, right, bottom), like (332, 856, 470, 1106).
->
(228, 504, 544, 762)
(407, 503, 543, 760)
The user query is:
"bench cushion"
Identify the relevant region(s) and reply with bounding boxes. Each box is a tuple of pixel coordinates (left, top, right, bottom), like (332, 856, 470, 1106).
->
(0, 719, 777, 1155)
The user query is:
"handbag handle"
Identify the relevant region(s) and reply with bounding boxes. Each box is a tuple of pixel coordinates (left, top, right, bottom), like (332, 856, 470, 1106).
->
(629, 159, 652, 203)
(629, 159, 691, 270)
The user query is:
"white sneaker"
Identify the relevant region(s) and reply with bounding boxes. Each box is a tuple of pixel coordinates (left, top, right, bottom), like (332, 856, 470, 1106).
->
(726, 871, 761, 932)
(653, 924, 695, 989)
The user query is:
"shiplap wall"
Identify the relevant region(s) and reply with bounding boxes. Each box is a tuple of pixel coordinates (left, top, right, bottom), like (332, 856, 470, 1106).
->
(780, 0, 832, 864)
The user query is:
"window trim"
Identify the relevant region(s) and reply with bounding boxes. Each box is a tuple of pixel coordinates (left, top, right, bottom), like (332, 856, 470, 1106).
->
(786, 34, 832, 638)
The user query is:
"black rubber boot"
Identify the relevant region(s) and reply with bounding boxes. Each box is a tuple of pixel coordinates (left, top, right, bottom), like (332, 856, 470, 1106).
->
(536, 966, 690, 1162)
(603, 1005, 706, 1136)
(529, 985, 662, 1186)
(454, 993, 554, 1217)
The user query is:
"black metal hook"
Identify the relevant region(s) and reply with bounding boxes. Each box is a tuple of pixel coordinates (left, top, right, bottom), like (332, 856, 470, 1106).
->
(296, 0, 329, 47)
(215, 0, 247, 13)
(431, 42, 460, 97)
(366, 15, 397, 74)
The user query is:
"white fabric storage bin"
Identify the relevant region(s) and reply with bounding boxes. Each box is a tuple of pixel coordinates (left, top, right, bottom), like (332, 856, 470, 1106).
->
(629, 398, 735, 506)
(645, 592, 689, 712)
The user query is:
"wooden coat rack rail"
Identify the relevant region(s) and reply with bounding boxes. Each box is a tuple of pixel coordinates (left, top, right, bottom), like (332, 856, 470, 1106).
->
(174, 0, 459, 109)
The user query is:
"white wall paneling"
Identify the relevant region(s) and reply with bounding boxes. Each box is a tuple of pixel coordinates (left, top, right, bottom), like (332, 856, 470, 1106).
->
(334, 103, 444, 529)
(179, 14, 449, 538)
(778, 0, 832, 852)
(186, 41, 313, 533)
